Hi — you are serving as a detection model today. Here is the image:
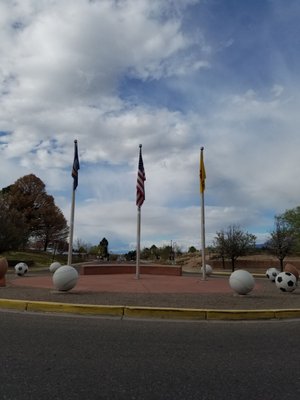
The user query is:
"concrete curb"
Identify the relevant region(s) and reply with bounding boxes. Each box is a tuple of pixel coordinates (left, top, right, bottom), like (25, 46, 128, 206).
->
(1, 298, 300, 320)
(26, 301, 124, 317)
(124, 306, 207, 320)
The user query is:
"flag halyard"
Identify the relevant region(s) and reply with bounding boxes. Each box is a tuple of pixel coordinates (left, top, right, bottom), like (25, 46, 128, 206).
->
(136, 145, 146, 207)
(72, 140, 80, 191)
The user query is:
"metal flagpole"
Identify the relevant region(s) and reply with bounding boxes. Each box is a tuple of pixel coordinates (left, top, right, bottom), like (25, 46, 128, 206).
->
(201, 184, 206, 280)
(200, 147, 206, 280)
(67, 140, 80, 266)
(135, 144, 146, 280)
(67, 189, 75, 266)
(136, 206, 141, 279)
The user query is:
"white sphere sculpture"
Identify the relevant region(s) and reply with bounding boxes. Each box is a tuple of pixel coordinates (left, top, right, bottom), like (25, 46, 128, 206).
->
(15, 262, 28, 276)
(275, 272, 297, 292)
(229, 269, 255, 295)
(52, 265, 78, 291)
(49, 261, 61, 273)
(266, 267, 280, 282)
(200, 264, 213, 276)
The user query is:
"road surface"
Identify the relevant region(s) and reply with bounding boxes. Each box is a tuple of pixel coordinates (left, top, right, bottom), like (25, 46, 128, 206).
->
(0, 311, 299, 399)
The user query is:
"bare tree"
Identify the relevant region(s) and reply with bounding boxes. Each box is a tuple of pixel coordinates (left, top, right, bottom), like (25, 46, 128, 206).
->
(265, 217, 295, 271)
(213, 230, 227, 269)
(213, 225, 256, 271)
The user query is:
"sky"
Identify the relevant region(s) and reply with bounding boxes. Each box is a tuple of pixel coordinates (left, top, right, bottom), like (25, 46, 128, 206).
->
(1, 0, 300, 254)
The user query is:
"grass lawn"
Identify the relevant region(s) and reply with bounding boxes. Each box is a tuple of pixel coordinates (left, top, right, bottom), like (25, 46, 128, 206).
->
(1, 250, 69, 269)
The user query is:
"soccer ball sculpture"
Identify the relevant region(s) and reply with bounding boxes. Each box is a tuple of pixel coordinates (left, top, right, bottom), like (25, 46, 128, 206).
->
(15, 262, 28, 276)
(275, 272, 297, 292)
(229, 269, 255, 295)
(52, 265, 78, 291)
(266, 267, 280, 282)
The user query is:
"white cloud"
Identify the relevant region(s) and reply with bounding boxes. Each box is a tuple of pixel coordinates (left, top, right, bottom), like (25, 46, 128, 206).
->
(1, 0, 300, 252)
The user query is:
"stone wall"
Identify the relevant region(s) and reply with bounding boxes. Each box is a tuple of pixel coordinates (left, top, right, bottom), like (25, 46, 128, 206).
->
(80, 263, 182, 276)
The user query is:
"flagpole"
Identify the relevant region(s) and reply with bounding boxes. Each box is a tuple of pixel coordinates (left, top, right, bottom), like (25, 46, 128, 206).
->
(67, 139, 80, 266)
(201, 184, 206, 280)
(136, 205, 141, 279)
(68, 188, 75, 266)
(135, 144, 146, 280)
(200, 147, 206, 280)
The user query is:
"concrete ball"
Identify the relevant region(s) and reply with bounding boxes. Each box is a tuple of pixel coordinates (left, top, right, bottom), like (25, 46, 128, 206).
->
(49, 262, 62, 273)
(229, 269, 255, 295)
(52, 265, 78, 291)
(200, 264, 213, 276)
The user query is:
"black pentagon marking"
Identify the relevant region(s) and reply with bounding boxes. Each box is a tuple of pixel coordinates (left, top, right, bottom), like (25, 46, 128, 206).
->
(285, 272, 292, 276)
(280, 288, 286, 292)
(287, 280, 294, 287)
(277, 277, 283, 283)
(272, 272, 277, 277)
(266, 274, 270, 279)
(18, 266, 22, 271)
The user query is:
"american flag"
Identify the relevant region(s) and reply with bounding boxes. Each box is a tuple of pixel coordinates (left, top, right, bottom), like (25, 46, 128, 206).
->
(72, 140, 80, 190)
(136, 145, 146, 207)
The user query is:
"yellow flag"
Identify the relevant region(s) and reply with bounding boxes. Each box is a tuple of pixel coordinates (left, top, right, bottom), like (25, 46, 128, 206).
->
(200, 147, 206, 193)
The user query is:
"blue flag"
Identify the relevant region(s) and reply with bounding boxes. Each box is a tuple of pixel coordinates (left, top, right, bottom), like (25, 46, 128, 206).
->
(72, 140, 80, 190)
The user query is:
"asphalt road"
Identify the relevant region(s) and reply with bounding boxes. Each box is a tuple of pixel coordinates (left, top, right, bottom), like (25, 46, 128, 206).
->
(0, 311, 300, 400)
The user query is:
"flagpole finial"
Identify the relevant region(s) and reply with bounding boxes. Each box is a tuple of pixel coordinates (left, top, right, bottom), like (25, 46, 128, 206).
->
(139, 144, 142, 148)
(74, 139, 77, 144)
(201, 146, 204, 151)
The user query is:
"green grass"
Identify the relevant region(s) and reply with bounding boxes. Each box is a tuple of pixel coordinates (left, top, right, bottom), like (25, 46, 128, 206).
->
(1, 250, 68, 269)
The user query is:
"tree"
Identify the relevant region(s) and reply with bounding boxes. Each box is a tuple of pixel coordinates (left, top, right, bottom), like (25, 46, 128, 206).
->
(278, 206, 300, 251)
(213, 230, 227, 269)
(141, 247, 151, 259)
(98, 238, 109, 260)
(150, 244, 159, 259)
(125, 250, 136, 261)
(3, 174, 48, 238)
(265, 217, 295, 271)
(52, 239, 68, 255)
(36, 202, 69, 251)
(213, 225, 256, 271)
(139, 243, 182, 262)
(1, 174, 69, 250)
(75, 238, 88, 253)
(89, 245, 100, 256)
(188, 246, 198, 253)
(0, 197, 27, 252)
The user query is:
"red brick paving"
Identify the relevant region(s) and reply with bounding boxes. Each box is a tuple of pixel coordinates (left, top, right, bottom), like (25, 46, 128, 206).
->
(10, 273, 261, 294)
